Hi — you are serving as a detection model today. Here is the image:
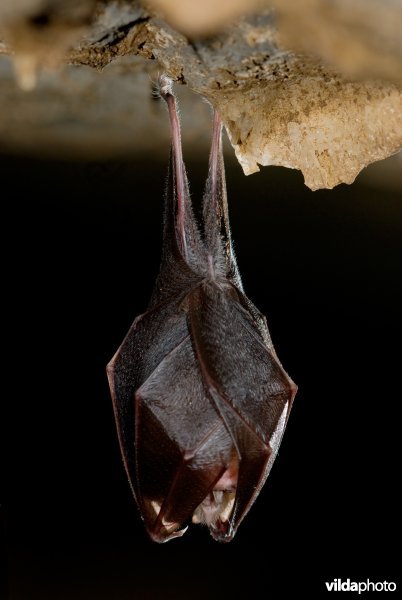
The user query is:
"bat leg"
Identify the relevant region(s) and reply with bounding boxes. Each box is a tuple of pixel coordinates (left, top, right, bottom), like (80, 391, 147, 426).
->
(158, 75, 187, 257)
(202, 106, 243, 287)
(209, 110, 223, 200)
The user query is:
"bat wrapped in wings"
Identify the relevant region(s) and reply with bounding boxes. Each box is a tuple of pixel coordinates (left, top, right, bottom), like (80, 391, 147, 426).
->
(107, 76, 297, 543)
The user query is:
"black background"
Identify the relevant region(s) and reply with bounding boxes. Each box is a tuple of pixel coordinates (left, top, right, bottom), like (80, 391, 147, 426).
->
(3, 145, 401, 598)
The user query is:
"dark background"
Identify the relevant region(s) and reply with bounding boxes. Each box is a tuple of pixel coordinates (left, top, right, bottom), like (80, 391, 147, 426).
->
(3, 147, 401, 598)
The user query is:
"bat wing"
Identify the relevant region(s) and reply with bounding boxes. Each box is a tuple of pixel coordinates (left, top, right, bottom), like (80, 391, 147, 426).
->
(107, 296, 189, 509)
(188, 280, 297, 541)
(107, 295, 235, 542)
(134, 335, 233, 542)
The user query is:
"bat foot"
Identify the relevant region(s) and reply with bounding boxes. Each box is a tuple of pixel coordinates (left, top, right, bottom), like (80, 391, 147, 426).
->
(158, 74, 174, 99)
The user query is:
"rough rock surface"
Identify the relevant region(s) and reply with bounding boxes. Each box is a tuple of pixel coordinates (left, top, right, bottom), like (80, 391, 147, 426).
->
(0, 0, 401, 190)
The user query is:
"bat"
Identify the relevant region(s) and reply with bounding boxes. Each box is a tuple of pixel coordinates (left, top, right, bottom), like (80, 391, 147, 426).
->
(107, 75, 297, 543)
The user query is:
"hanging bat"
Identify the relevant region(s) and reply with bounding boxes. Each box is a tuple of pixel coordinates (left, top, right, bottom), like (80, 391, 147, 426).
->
(107, 75, 297, 543)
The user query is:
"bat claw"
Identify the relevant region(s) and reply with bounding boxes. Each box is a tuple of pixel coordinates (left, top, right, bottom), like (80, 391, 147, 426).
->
(158, 74, 174, 99)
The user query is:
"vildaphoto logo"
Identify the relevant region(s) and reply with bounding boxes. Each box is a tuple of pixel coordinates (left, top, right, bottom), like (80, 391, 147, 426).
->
(325, 579, 396, 594)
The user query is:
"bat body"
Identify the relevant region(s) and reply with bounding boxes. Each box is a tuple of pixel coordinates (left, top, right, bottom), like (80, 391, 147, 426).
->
(107, 76, 297, 543)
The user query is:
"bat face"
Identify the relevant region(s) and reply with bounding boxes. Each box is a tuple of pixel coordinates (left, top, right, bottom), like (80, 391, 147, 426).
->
(107, 76, 297, 543)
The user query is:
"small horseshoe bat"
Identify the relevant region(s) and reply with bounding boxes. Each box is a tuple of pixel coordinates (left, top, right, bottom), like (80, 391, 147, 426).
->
(107, 76, 297, 543)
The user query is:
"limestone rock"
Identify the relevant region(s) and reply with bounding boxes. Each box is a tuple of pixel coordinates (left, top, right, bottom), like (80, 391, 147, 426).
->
(0, 1, 401, 190)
